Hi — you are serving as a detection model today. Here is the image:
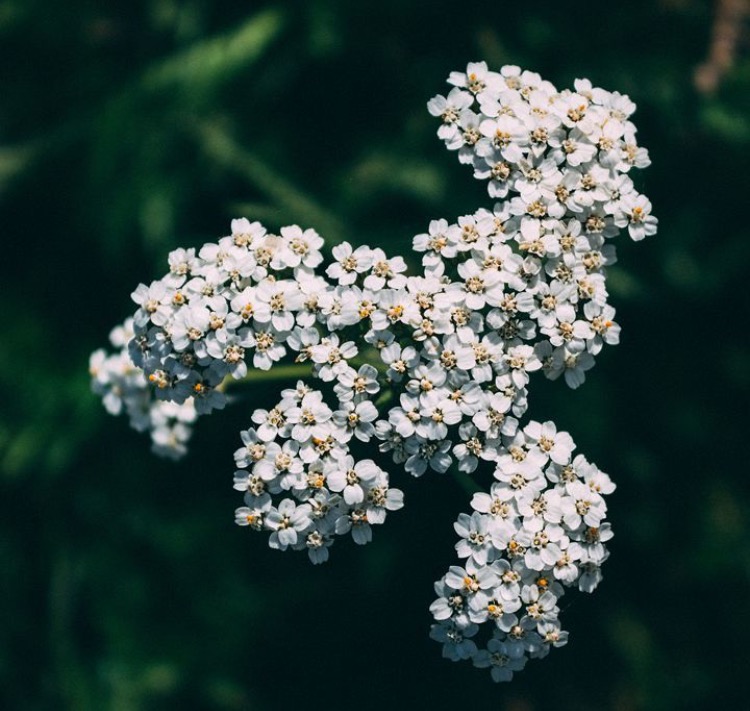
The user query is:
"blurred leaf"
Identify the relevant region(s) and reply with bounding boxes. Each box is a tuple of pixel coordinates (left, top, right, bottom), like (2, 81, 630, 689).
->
(194, 120, 346, 241)
(84, 7, 287, 257)
(699, 103, 750, 143)
(344, 151, 446, 204)
(141, 7, 286, 99)
(0, 142, 34, 190)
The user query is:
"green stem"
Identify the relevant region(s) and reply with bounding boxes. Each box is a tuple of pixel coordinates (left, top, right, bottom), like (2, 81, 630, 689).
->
(374, 389, 394, 409)
(451, 469, 482, 496)
(350, 350, 387, 373)
(219, 362, 313, 390)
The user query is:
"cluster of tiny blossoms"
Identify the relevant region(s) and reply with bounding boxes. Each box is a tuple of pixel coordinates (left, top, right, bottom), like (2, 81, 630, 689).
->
(90, 318, 197, 459)
(90, 63, 655, 683)
(417, 60, 655, 681)
(429, 422, 614, 681)
(234, 383, 403, 564)
(430, 61, 656, 240)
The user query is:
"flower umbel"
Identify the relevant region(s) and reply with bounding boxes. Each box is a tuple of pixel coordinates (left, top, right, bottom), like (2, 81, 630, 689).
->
(90, 62, 655, 682)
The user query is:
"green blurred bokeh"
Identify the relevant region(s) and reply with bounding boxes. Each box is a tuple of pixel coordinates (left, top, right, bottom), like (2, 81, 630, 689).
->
(1, 1, 748, 709)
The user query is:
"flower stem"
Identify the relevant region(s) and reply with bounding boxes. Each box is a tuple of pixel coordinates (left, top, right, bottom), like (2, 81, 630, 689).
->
(219, 363, 312, 391)
(451, 469, 482, 496)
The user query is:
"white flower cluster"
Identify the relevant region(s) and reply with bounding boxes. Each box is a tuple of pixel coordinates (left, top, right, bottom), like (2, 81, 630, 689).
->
(89, 318, 197, 459)
(429, 422, 614, 681)
(126, 221, 329, 414)
(429, 61, 657, 241)
(90, 63, 655, 683)
(234, 383, 404, 563)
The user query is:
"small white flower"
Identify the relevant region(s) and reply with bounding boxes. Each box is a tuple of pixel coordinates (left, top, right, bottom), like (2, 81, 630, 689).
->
(615, 193, 658, 241)
(266, 499, 312, 550)
(473, 637, 527, 682)
(332, 400, 378, 442)
(454, 512, 495, 566)
(326, 243, 374, 285)
(286, 390, 333, 442)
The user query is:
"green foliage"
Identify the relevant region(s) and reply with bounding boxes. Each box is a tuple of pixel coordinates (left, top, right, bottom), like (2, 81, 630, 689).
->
(1, 1, 749, 709)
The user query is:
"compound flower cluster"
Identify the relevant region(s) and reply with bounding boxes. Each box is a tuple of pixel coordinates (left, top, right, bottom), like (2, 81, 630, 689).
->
(90, 319, 197, 459)
(90, 62, 655, 683)
(430, 422, 614, 680)
(234, 385, 403, 564)
(430, 61, 656, 241)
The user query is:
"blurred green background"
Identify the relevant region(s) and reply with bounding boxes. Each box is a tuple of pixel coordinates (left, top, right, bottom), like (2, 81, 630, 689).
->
(2, 1, 748, 709)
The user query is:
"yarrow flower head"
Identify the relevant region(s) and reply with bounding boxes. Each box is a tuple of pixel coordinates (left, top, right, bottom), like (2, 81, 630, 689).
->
(91, 62, 655, 683)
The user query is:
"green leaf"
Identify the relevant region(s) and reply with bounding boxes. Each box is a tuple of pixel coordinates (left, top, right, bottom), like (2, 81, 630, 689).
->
(194, 121, 346, 242)
(141, 8, 286, 97)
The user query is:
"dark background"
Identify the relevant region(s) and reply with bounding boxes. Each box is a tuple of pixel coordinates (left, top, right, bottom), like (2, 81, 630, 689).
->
(2, 1, 748, 709)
